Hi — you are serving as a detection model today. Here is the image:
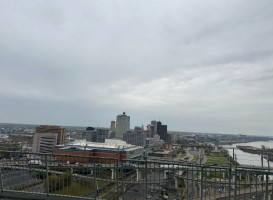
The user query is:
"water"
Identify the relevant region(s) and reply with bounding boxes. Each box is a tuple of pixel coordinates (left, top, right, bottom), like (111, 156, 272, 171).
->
(221, 141, 273, 167)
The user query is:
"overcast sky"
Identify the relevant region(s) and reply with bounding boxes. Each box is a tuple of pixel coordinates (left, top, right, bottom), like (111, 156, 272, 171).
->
(1, 0, 273, 136)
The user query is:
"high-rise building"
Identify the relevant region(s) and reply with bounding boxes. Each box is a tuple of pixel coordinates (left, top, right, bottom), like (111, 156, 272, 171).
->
(84, 127, 109, 143)
(146, 124, 151, 138)
(32, 125, 66, 153)
(123, 127, 147, 147)
(116, 112, 130, 138)
(83, 127, 96, 142)
(110, 121, 116, 132)
(123, 132, 146, 147)
(151, 120, 157, 137)
(157, 121, 168, 142)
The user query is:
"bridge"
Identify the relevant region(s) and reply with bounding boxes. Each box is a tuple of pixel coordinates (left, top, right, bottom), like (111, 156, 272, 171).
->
(1, 150, 273, 200)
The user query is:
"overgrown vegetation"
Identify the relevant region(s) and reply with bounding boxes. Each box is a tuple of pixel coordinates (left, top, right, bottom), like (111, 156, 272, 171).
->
(0, 142, 21, 158)
(48, 171, 73, 192)
(48, 172, 108, 196)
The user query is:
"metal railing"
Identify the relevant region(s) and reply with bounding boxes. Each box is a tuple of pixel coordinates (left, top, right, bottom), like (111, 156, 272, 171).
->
(0, 150, 273, 200)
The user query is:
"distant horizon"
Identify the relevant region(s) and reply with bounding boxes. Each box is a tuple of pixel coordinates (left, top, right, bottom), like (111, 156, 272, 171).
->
(1, 121, 272, 138)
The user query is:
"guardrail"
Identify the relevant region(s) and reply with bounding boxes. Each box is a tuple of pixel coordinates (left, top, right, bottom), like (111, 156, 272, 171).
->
(0, 150, 273, 200)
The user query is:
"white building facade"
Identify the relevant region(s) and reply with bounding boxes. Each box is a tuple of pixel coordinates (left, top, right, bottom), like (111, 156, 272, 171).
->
(116, 112, 130, 138)
(32, 132, 58, 153)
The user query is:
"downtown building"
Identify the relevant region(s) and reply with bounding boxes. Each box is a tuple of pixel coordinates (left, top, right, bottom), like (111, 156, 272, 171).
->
(150, 120, 157, 138)
(157, 121, 168, 142)
(53, 139, 144, 164)
(84, 127, 110, 143)
(123, 127, 147, 147)
(109, 121, 116, 138)
(146, 134, 164, 147)
(32, 125, 66, 153)
(115, 112, 130, 138)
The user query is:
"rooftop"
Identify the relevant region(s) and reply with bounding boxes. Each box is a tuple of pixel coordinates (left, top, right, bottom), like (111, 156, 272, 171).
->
(58, 139, 142, 151)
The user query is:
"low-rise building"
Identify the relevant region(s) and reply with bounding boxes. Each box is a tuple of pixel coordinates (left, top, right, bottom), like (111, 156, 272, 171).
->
(53, 139, 144, 163)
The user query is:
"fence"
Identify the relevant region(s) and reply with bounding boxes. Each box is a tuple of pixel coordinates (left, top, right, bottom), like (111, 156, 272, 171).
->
(0, 150, 273, 200)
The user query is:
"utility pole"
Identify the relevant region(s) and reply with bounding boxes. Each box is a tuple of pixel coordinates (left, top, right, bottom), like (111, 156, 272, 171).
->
(233, 148, 235, 160)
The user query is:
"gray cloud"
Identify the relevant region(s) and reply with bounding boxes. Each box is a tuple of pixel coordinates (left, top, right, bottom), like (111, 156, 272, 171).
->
(1, 0, 273, 135)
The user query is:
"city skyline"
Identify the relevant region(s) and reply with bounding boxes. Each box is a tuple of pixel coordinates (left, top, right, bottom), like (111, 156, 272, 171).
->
(1, 1, 273, 136)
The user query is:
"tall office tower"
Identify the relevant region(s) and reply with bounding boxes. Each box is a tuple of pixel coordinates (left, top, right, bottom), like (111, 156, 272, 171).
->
(151, 120, 157, 135)
(147, 124, 151, 131)
(157, 121, 168, 142)
(116, 112, 130, 138)
(146, 124, 151, 138)
(32, 125, 66, 153)
(110, 121, 116, 132)
(150, 125, 155, 138)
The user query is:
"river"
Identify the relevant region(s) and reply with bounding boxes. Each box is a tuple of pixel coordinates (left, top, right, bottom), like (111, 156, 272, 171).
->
(221, 141, 273, 167)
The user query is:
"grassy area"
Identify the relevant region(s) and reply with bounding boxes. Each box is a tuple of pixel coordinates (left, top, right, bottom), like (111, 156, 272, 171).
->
(205, 156, 229, 166)
(52, 180, 108, 196)
(97, 169, 112, 179)
(191, 156, 198, 163)
(203, 171, 227, 179)
(180, 153, 187, 158)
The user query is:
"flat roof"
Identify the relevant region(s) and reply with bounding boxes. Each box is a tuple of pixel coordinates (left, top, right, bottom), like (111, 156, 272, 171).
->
(57, 139, 143, 151)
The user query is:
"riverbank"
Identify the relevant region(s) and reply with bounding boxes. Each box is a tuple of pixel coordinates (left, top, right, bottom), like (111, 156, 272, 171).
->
(237, 145, 273, 162)
(222, 141, 273, 167)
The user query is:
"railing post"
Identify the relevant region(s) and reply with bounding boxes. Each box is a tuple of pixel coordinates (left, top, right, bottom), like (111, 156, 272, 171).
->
(116, 148, 119, 198)
(145, 157, 148, 200)
(0, 167, 4, 194)
(121, 148, 124, 200)
(200, 166, 204, 200)
(234, 169, 237, 200)
(228, 168, 231, 200)
(93, 159, 97, 200)
(45, 154, 49, 197)
(266, 173, 269, 200)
